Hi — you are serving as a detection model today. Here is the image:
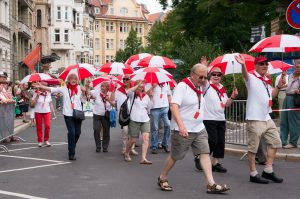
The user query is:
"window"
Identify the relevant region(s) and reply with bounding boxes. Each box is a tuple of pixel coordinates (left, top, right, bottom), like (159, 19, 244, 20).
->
(110, 8, 114, 15)
(95, 55, 99, 64)
(95, 38, 100, 50)
(89, 38, 93, 48)
(134, 10, 138, 17)
(106, 39, 113, 50)
(120, 39, 125, 50)
(105, 55, 114, 63)
(64, 29, 69, 42)
(106, 22, 114, 32)
(136, 24, 143, 34)
(120, 7, 128, 16)
(54, 29, 60, 42)
(95, 7, 100, 14)
(65, 6, 68, 20)
(76, 13, 80, 25)
(37, 9, 42, 28)
(57, 6, 61, 20)
(120, 23, 128, 33)
(90, 56, 93, 64)
(95, 21, 99, 32)
(90, 21, 93, 31)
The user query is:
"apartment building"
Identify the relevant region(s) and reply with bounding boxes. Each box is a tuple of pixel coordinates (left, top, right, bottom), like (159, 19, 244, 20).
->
(92, 0, 151, 65)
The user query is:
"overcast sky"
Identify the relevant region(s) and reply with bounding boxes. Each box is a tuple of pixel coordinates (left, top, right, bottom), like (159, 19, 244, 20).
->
(136, 0, 171, 14)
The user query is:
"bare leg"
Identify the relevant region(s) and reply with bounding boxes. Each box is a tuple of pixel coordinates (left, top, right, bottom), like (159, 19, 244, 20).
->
(160, 155, 176, 180)
(200, 154, 215, 185)
(124, 137, 136, 160)
(141, 132, 150, 161)
(265, 147, 276, 168)
(248, 151, 257, 172)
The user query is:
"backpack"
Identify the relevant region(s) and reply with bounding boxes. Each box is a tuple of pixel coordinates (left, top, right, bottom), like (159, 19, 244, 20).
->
(109, 108, 117, 128)
(118, 94, 136, 127)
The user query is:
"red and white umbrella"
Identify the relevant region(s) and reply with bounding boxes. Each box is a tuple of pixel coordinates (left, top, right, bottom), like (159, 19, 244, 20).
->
(92, 75, 123, 89)
(131, 67, 172, 84)
(99, 62, 134, 75)
(249, 60, 293, 75)
(125, 53, 152, 69)
(21, 73, 52, 83)
(168, 79, 177, 89)
(137, 55, 176, 69)
(209, 53, 255, 74)
(249, 34, 300, 53)
(59, 63, 96, 81)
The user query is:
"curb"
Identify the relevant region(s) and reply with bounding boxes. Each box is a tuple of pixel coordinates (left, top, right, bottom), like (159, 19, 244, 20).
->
(225, 148, 300, 162)
(14, 123, 30, 135)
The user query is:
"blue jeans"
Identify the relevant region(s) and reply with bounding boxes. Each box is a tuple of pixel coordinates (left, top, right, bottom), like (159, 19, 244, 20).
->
(150, 107, 170, 150)
(64, 116, 82, 156)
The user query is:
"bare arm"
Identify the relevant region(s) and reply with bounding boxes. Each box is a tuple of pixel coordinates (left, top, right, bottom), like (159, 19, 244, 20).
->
(235, 54, 248, 81)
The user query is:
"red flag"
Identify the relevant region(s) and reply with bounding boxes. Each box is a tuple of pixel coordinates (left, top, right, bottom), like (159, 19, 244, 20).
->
(23, 44, 41, 71)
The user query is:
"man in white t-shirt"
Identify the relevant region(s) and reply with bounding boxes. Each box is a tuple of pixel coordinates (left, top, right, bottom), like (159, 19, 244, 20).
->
(235, 55, 285, 184)
(157, 64, 230, 194)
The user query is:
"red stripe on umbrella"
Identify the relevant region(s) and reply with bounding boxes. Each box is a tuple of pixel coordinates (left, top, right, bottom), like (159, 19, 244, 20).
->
(21, 73, 52, 83)
(131, 67, 172, 84)
(125, 53, 152, 68)
(99, 62, 134, 75)
(137, 56, 176, 69)
(59, 63, 96, 80)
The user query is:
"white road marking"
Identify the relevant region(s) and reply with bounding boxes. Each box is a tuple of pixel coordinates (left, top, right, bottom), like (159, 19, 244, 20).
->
(0, 143, 67, 153)
(0, 162, 71, 174)
(0, 190, 48, 199)
(0, 154, 65, 163)
(11, 142, 67, 145)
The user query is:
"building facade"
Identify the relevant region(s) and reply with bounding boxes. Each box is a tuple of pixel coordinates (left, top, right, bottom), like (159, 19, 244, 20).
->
(92, 0, 151, 65)
(0, 0, 11, 79)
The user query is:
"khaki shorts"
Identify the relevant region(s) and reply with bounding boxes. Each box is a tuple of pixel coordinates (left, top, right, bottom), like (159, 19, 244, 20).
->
(128, 120, 150, 138)
(247, 120, 282, 153)
(170, 129, 210, 160)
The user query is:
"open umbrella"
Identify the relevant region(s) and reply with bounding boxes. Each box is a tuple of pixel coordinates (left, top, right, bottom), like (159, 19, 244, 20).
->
(137, 55, 176, 69)
(131, 67, 172, 84)
(249, 60, 293, 75)
(21, 73, 52, 83)
(125, 53, 152, 69)
(99, 62, 134, 75)
(92, 75, 123, 89)
(249, 34, 300, 53)
(58, 63, 96, 81)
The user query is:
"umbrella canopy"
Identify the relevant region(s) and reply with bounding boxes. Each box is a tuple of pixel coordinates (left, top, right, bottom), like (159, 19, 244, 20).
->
(137, 55, 177, 69)
(125, 53, 152, 69)
(92, 75, 123, 89)
(131, 67, 172, 84)
(59, 63, 96, 81)
(249, 34, 300, 53)
(43, 78, 60, 85)
(209, 53, 255, 74)
(99, 62, 134, 75)
(249, 61, 293, 75)
(21, 73, 52, 83)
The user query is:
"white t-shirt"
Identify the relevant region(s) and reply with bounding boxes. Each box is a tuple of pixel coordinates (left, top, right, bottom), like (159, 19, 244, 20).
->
(51, 86, 83, 117)
(128, 91, 152, 123)
(170, 81, 205, 133)
(245, 72, 272, 121)
(90, 90, 111, 116)
(203, 84, 228, 121)
(151, 84, 171, 109)
(33, 92, 52, 113)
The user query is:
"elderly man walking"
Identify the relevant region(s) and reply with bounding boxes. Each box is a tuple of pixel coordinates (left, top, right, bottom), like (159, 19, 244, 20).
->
(157, 64, 230, 194)
(235, 55, 285, 184)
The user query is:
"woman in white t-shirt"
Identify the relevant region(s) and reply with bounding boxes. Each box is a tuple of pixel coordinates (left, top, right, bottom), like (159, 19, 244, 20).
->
(35, 74, 86, 161)
(203, 66, 238, 173)
(31, 82, 52, 147)
(90, 82, 115, 153)
(124, 80, 153, 164)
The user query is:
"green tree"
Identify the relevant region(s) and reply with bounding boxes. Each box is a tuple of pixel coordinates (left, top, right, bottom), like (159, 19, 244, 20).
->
(115, 29, 143, 62)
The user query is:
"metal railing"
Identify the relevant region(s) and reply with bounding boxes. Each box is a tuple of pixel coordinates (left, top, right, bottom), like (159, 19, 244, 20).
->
(225, 100, 247, 146)
(0, 103, 15, 152)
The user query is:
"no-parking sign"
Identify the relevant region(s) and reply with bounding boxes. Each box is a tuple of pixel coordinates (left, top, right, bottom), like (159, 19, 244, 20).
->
(286, 0, 300, 29)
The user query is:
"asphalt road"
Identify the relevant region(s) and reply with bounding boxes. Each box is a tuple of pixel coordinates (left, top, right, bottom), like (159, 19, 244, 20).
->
(0, 116, 299, 199)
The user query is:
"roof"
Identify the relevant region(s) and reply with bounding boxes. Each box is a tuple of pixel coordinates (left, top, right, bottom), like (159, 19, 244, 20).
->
(90, 0, 101, 7)
(148, 12, 164, 23)
(95, 14, 148, 22)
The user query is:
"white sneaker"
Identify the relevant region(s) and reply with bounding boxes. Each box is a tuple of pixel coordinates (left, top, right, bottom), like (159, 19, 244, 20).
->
(38, 142, 42, 147)
(283, 144, 296, 149)
(44, 141, 51, 147)
(130, 149, 139, 156)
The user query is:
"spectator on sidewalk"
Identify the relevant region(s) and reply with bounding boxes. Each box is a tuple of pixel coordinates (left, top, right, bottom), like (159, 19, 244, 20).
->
(275, 71, 288, 117)
(31, 82, 52, 147)
(235, 55, 284, 184)
(20, 83, 30, 123)
(280, 58, 300, 149)
(157, 64, 230, 194)
(34, 74, 87, 161)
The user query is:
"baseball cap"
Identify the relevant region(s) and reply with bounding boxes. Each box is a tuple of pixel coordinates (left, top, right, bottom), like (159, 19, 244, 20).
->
(254, 56, 268, 64)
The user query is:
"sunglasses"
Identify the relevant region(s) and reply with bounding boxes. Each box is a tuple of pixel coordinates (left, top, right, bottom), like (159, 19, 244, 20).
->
(122, 78, 130, 81)
(211, 73, 222, 77)
(258, 62, 268, 66)
(193, 72, 207, 80)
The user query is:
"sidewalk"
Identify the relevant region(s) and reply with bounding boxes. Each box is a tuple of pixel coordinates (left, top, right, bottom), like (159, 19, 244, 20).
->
(13, 118, 31, 135)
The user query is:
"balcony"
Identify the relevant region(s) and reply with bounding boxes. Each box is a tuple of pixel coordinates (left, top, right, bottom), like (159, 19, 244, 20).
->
(18, 21, 32, 38)
(18, 0, 34, 10)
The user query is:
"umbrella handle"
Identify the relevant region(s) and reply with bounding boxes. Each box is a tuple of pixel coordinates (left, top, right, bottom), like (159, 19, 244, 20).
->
(232, 61, 236, 88)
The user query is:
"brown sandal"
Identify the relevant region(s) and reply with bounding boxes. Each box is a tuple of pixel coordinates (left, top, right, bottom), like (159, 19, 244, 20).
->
(206, 184, 230, 194)
(157, 177, 173, 191)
